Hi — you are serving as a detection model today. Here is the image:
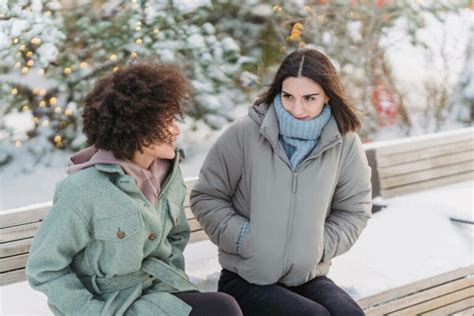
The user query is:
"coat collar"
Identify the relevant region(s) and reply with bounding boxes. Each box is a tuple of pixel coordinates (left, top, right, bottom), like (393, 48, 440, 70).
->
(95, 151, 181, 203)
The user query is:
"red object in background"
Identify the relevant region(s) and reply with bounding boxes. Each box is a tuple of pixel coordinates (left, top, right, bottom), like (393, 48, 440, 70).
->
(372, 80, 399, 127)
(376, 0, 388, 8)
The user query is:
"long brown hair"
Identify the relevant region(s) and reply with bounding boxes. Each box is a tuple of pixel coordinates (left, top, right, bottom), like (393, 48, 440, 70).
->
(255, 49, 361, 135)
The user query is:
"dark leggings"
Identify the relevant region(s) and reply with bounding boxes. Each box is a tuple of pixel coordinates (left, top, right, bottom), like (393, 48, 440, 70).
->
(172, 291, 243, 316)
(218, 269, 365, 316)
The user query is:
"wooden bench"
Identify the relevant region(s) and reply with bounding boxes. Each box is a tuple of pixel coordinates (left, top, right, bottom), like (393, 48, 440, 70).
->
(365, 127, 473, 199)
(359, 266, 474, 315)
(1, 127, 473, 314)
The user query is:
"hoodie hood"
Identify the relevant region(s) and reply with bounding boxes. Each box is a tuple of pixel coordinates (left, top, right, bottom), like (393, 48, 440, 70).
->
(66, 146, 170, 204)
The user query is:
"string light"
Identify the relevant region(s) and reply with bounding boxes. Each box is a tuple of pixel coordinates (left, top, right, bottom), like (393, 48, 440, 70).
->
(54, 135, 62, 143)
(299, 42, 306, 48)
(15, 62, 21, 68)
(27, 60, 34, 67)
(38, 69, 45, 75)
(135, 38, 143, 44)
(16, 52, 21, 57)
(49, 97, 57, 105)
(22, 105, 30, 112)
(64, 67, 72, 75)
(113, 67, 120, 72)
(33, 117, 39, 124)
(130, 52, 138, 59)
(13, 38, 19, 44)
(22, 67, 29, 74)
(39, 101, 46, 107)
(110, 54, 117, 61)
(65, 109, 73, 116)
(304, 5, 312, 14)
(11, 88, 18, 95)
(317, 15, 326, 22)
(54, 106, 62, 113)
(272, 5, 282, 12)
(42, 120, 49, 127)
(19, 44, 26, 51)
(56, 141, 64, 148)
(32, 88, 40, 95)
(153, 28, 160, 34)
(26, 51, 33, 57)
(45, 11, 51, 16)
(15, 140, 22, 148)
(39, 89, 47, 96)
(80, 62, 88, 68)
(31, 37, 42, 45)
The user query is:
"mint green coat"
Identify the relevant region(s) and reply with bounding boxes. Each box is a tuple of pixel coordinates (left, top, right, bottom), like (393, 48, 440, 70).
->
(26, 153, 198, 315)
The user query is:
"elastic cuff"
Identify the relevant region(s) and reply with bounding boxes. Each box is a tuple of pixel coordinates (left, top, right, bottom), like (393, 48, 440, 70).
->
(235, 220, 250, 254)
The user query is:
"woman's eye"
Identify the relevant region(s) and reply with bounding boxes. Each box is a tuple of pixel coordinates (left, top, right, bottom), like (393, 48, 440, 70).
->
(283, 94, 292, 99)
(304, 96, 315, 101)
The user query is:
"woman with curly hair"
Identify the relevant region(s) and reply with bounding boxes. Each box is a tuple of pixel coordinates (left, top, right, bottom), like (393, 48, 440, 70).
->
(26, 63, 242, 316)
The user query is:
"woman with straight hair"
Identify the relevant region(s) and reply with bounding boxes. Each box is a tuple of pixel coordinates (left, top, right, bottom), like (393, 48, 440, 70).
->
(26, 63, 242, 316)
(191, 49, 372, 315)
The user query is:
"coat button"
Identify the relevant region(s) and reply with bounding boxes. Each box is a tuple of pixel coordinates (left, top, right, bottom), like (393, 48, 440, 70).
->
(174, 217, 179, 225)
(116, 230, 126, 239)
(148, 232, 157, 240)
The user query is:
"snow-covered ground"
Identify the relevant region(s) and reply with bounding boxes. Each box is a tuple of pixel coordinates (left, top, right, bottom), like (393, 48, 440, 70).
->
(1, 180, 472, 315)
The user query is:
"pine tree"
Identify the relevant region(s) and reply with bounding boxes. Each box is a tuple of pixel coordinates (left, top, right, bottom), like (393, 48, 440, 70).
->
(0, 0, 253, 164)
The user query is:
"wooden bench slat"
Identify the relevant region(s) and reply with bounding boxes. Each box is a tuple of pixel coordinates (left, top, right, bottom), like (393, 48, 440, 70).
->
(188, 218, 202, 232)
(376, 139, 474, 168)
(365, 277, 474, 315)
(380, 160, 473, 189)
(421, 296, 474, 316)
(189, 230, 208, 243)
(387, 286, 474, 315)
(365, 129, 473, 156)
(0, 238, 32, 258)
(378, 150, 474, 179)
(0, 203, 51, 229)
(358, 265, 474, 309)
(0, 254, 29, 273)
(381, 172, 474, 198)
(0, 222, 42, 243)
(0, 269, 26, 286)
(452, 306, 474, 316)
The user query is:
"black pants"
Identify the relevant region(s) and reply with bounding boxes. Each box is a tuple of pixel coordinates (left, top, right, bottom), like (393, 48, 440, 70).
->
(172, 291, 243, 316)
(218, 269, 365, 316)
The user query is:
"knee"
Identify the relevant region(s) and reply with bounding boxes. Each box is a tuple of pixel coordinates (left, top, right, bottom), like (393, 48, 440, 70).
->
(213, 293, 243, 316)
(299, 305, 331, 316)
(334, 303, 365, 316)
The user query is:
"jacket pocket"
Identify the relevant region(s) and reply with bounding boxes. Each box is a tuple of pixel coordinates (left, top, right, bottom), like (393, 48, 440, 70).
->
(94, 211, 145, 241)
(167, 200, 183, 227)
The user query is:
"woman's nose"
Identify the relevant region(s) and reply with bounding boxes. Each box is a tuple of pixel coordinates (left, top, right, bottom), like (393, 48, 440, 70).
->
(292, 101, 306, 119)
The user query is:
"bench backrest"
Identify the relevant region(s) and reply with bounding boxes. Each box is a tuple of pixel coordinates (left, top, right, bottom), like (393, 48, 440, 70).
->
(1, 127, 472, 286)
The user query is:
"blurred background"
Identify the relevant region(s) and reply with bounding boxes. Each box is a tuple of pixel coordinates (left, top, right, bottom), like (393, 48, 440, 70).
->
(0, 0, 472, 210)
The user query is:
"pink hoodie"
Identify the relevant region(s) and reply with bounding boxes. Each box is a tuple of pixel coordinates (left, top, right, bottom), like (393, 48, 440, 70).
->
(66, 146, 171, 204)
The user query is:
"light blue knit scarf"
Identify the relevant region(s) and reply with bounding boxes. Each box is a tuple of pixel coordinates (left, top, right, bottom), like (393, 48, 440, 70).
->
(274, 93, 332, 170)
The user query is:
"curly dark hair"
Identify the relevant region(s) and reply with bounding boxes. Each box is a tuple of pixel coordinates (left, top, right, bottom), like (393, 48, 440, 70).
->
(82, 63, 192, 160)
